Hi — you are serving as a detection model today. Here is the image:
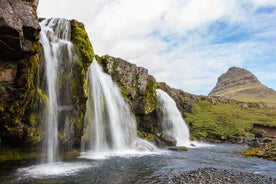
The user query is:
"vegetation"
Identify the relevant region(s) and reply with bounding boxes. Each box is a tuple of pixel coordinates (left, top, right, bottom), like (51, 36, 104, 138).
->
(184, 98, 276, 141)
(243, 141, 276, 161)
(144, 77, 157, 114)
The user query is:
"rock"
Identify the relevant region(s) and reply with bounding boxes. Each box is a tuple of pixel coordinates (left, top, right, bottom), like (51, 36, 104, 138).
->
(159, 133, 177, 146)
(243, 137, 276, 161)
(0, 0, 41, 147)
(169, 167, 274, 184)
(97, 55, 156, 114)
(0, 0, 40, 60)
(96, 55, 159, 136)
(167, 146, 188, 151)
(209, 66, 276, 107)
(157, 82, 196, 114)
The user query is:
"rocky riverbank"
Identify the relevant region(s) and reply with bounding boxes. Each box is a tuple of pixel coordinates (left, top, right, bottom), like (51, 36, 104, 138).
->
(168, 168, 275, 184)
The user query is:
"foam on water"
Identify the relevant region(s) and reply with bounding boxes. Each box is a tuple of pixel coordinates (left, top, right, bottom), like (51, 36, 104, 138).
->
(17, 162, 91, 178)
(80, 149, 165, 160)
(188, 141, 215, 148)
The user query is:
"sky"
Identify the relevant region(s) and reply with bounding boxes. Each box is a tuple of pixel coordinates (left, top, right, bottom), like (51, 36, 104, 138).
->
(37, 0, 276, 95)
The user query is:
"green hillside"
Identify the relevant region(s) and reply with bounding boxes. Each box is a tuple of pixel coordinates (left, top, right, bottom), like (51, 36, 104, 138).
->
(184, 97, 276, 141)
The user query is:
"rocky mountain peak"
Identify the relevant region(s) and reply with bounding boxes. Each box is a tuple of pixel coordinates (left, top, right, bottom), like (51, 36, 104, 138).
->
(209, 66, 276, 106)
(209, 67, 261, 95)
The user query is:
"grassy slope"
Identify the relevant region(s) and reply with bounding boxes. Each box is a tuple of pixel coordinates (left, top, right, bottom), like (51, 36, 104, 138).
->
(211, 81, 276, 107)
(184, 99, 276, 141)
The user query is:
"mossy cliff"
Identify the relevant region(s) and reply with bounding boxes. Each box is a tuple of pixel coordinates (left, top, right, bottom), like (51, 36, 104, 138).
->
(0, 1, 94, 161)
(65, 19, 94, 148)
(38, 18, 94, 151)
(96, 55, 158, 139)
(96, 56, 276, 150)
(0, 0, 42, 148)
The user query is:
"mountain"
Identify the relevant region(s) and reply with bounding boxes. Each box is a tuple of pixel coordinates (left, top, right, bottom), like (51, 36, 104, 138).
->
(209, 67, 276, 107)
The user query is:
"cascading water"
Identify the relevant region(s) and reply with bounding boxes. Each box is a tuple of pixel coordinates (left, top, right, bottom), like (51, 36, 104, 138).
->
(81, 60, 156, 158)
(157, 89, 190, 147)
(40, 18, 75, 163)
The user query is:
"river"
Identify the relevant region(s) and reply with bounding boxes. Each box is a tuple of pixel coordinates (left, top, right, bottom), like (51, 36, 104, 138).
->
(0, 143, 275, 183)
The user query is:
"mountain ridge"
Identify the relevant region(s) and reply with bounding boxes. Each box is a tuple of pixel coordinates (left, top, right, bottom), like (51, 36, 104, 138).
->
(209, 66, 276, 107)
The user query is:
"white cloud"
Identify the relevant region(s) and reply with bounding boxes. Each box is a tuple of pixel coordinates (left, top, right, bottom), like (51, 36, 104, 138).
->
(38, 0, 276, 95)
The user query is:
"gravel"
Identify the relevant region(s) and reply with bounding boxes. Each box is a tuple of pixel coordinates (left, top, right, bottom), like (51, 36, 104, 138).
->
(168, 168, 275, 184)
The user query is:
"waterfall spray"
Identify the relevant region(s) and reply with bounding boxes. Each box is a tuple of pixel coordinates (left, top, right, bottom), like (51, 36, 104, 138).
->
(40, 18, 75, 163)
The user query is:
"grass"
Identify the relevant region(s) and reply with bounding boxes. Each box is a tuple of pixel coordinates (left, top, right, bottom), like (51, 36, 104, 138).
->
(184, 100, 276, 140)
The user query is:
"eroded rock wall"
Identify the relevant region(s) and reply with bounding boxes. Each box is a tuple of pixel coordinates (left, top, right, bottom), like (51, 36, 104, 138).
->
(0, 0, 41, 147)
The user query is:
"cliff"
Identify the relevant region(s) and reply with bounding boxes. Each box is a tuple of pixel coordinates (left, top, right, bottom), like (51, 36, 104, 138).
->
(0, 0, 41, 147)
(96, 55, 159, 139)
(0, 1, 94, 162)
(96, 56, 276, 144)
(209, 67, 276, 107)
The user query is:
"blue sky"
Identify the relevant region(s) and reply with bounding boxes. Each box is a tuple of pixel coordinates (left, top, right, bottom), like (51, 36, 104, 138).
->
(38, 0, 276, 95)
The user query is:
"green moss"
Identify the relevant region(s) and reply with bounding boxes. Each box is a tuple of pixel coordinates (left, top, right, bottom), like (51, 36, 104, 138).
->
(0, 147, 39, 163)
(68, 19, 94, 146)
(95, 55, 110, 68)
(137, 130, 155, 141)
(242, 141, 276, 161)
(119, 85, 129, 98)
(144, 77, 157, 114)
(62, 149, 80, 160)
(70, 20, 94, 66)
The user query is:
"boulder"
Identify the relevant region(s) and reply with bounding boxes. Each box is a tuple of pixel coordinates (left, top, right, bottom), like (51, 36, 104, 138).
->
(159, 133, 177, 146)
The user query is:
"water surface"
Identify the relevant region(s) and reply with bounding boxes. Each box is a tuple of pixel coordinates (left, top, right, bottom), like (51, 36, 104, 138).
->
(1, 144, 275, 184)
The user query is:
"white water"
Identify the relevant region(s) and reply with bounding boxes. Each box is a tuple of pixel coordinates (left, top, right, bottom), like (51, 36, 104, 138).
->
(157, 89, 190, 147)
(81, 61, 157, 158)
(40, 18, 75, 163)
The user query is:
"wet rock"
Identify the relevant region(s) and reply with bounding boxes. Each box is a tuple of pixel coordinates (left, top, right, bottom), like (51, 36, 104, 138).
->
(167, 146, 188, 151)
(159, 133, 177, 146)
(169, 167, 274, 184)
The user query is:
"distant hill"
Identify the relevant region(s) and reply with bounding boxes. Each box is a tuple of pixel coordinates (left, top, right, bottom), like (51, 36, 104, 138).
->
(209, 67, 276, 107)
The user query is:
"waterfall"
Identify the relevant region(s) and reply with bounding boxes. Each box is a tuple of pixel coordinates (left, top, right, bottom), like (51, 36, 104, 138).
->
(81, 60, 156, 157)
(40, 18, 75, 163)
(156, 89, 190, 147)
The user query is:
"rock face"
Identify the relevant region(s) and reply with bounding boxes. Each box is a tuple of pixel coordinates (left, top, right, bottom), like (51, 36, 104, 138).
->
(96, 55, 159, 138)
(0, 0, 40, 60)
(157, 82, 198, 114)
(209, 67, 276, 106)
(0, 0, 41, 147)
(97, 55, 156, 114)
(0, 0, 94, 153)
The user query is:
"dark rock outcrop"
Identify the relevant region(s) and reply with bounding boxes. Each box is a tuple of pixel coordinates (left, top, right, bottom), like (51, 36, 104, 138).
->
(0, 0, 40, 60)
(243, 137, 276, 161)
(0, 0, 94, 159)
(96, 55, 159, 139)
(157, 82, 199, 114)
(209, 66, 276, 107)
(97, 55, 156, 114)
(0, 0, 41, 147)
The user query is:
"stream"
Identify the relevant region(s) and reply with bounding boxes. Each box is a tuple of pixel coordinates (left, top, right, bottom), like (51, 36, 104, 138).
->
(0, 143, 275, 183)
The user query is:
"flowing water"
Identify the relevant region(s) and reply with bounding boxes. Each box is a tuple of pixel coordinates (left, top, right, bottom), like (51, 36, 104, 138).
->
(40, 18, 75, 163)
(1, 144, 275, 183)
(81, 61, 156, 159)
(2, 19, 275, 183)
(157, 89, 190, 147)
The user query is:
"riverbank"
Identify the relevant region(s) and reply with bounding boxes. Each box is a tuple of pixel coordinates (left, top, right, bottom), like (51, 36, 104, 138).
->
(169, 167, 275, 184)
